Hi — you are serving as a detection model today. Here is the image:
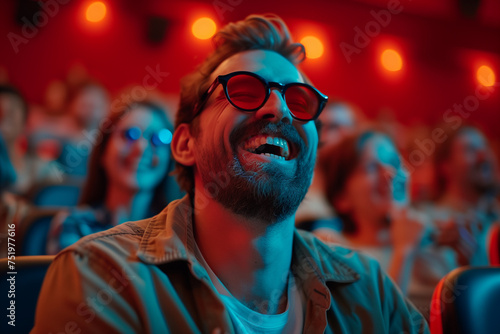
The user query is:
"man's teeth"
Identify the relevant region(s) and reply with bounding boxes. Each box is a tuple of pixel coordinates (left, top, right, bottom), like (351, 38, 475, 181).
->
(262, 153, 286, 160)
(242, 135, 290, 160)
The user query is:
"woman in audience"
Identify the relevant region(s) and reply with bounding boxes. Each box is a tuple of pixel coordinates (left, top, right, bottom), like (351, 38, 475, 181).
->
(46, 100, 183, 254)
(315, 128, 497, 319)
(315, 129, 432, 295)
(295, 100, 362, 236)
(0, 84, 38, 194)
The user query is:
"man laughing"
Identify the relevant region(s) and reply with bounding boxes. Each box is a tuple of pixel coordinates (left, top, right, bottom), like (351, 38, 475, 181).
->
(33, 14, 429, 333)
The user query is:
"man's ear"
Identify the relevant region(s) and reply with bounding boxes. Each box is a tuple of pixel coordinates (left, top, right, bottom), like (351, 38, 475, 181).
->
(171, 123, 196, 166)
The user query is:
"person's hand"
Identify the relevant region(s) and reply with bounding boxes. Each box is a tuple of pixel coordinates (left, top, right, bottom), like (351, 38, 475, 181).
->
(390, 207, 429, 254)
(386, 207, 431, 293)
(432, 215, 477, 266)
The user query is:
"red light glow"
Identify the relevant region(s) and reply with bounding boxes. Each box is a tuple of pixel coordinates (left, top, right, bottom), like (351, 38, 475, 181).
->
(86, 2, 106, 23)
(477, 65, 496, 87)
(300, 36, 324, 59)
(381, 49, 402, 72)
(192, 17, 216, 40)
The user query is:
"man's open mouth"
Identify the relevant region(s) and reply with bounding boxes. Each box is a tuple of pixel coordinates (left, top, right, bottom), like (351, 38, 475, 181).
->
(241, 134, 292, 161)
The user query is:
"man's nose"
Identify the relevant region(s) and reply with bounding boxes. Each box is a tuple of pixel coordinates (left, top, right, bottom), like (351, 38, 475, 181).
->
(254, 90, 293, 124)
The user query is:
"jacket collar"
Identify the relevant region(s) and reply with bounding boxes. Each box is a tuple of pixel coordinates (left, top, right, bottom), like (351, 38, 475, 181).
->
(136, 196, 360, 286)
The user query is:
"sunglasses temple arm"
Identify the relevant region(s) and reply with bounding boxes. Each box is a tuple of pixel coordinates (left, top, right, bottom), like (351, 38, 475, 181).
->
(193, 78, 221, 117)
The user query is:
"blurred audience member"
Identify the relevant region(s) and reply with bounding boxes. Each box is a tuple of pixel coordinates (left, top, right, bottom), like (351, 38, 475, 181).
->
(0, 85, 26, 151)
(295, 100, 362, 234)
(46, 100, 182, 254)
(0, 84, 37, 194)
(1, 84, 68, 196)
(67, 80, 109, 134)
(413, 126, 498, 270)
(0, 134, 17, 196)
(0, 134, 29, 257)
(316, 129, 431, 294)
(434, 125, 499, 225)
(56, 80, 110, 176)
(402, 125, 499, 318)
(25, 80, 69, 169)
(27, 79, 109, 180)
(318, 100, 360, 147)
(27, 80, 67, 135)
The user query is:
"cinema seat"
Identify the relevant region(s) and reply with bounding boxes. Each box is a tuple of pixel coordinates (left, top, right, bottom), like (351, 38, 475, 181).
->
(28, 182, 81, 207)
(0, 255, 55, 333)
(18, 209, 60, 255)
(488, 224, 500, 265)
(430, 266, 500, 334)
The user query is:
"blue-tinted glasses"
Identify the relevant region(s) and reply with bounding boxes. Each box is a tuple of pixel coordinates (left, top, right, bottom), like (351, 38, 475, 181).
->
(122, 127, 172, 146)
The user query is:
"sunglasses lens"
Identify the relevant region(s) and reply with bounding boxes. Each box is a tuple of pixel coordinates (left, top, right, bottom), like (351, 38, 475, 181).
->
(151, 129, 172, 147)
(284, 85, 319, 121)
(124, 127, 141, 141)
(226, 74, 267, 110)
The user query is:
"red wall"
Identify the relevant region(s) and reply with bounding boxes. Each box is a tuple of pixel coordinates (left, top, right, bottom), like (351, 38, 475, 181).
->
(1, 0, 499, 140)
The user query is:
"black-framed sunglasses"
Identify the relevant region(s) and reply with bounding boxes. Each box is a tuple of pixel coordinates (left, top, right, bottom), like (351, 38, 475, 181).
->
(193, 71, 328, 121)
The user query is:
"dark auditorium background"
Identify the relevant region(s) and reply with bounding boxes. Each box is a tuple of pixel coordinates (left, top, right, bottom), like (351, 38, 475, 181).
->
(0, 0, 499, 151)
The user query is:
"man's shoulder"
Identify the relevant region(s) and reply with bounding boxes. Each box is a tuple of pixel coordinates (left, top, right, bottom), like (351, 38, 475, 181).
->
(58, 217, 151, 260)
(295, 229, 385, 281)
(297, 231, 429, 333)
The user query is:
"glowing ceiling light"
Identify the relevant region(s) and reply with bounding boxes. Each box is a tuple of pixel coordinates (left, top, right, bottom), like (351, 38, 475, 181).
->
(300, 36, 324, 59)
(477, 65, 496, 87)
(86, 2, 107, 23)
(381, 49, 402, 72)
(192, 17, 216, 40)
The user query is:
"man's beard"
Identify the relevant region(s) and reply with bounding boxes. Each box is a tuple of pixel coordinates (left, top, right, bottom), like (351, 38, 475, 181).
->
(196, 120, 316, 224)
